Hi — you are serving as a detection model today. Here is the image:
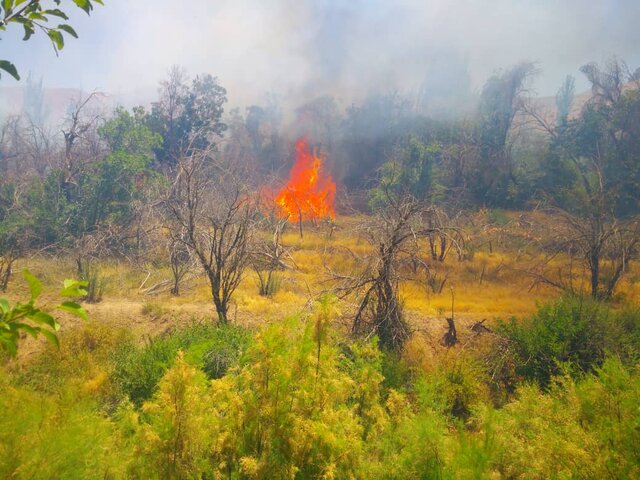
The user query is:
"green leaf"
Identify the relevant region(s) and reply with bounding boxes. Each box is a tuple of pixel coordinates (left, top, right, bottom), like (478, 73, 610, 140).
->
(60, 279, 88, 298)
(2, 336, 17, 356)
(57, 23, 77, 38)
(73, 0, 92, 14)
(39, 329, 60, 348)
(27, 11, 47, 21)
(47, 29, 64, 50)
(43, 8, 68, 19)
(14, 322, 40, 338)
(0, 298, 9, 315)
(2, 0, 13, 16)
(0, 60, 20, 80)
(22, 22, 35, 40)
(57, 301, 88, 321)
(22, 270, 42, 300)
(29, 311, 57, 328)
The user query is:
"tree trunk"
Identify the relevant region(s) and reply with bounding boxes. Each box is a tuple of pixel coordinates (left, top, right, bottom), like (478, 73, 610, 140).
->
(590, 249, 600, 298)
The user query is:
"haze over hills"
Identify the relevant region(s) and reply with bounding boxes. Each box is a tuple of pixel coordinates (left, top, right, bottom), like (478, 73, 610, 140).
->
(0, 85, 155, 126)
(0, 81, 593, 131)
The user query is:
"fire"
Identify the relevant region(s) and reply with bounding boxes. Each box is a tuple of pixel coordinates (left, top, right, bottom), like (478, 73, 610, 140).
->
(274, 138, 336, 222)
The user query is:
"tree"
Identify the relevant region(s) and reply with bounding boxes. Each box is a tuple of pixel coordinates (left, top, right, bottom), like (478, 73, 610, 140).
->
(555, 75, 575, 128)
(369, 135, 440, 209)
(60, 92, 104, 197)
(531, 58, 640, 299)
(0, 182, 29, 290)
(89, 106, 161, 225)
(166, 149, 255, 323)
(333, 196, 426, 351)
(0, 0, 104, 81)
(148, 68, 227, 166)
(473, 62, 538, 206)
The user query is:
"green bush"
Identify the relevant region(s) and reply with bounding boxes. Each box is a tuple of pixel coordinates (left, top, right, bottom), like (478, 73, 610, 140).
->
(484, 357, 640, 479)
(497, 296, 610, 388)
(183, 324, 251, 379)
(416, 357, 489, 421)
(0, 372, 132, 479)
(112, 322, 250, 406)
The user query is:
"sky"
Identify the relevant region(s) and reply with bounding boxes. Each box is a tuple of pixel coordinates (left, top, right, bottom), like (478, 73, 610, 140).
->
(1, 0, 640, 110)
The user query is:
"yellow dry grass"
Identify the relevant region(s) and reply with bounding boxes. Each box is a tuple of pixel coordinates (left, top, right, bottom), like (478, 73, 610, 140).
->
(4, 213, 638, 350)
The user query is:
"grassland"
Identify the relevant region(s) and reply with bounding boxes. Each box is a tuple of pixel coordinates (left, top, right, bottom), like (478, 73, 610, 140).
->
(5, 210, 639, 361)
(2, 212, 640, 479)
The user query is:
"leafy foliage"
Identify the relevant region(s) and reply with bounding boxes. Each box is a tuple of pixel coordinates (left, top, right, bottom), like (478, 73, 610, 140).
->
(369, 135, 440, 209)
(0, 270, 87, 356)
(112, 322, 250, 406)
(146, 69, 227, 165)
(0, 0, 104, 80)
(496, 296, 640, 388)
(1, 301, 640, 478)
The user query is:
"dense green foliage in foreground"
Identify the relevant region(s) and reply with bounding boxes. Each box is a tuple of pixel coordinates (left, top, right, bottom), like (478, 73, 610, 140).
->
(1, 297, 639, 479)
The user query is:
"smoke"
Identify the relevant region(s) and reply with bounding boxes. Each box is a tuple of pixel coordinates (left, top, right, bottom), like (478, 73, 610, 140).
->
(1, 0, 639, 112)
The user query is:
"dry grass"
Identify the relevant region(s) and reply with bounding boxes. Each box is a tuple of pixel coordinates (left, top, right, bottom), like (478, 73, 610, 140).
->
(3, 213, 638, 356)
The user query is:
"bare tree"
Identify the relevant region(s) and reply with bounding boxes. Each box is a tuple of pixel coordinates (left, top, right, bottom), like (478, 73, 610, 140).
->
(166, 148, 255, 323)
(0, 248, 18, 292)
(251, 217, 292, 297)
(527, 208, 640, 299)
(168, 228, 193, 296)
(60, 91, 105, 193)
(333, 196, 427, 351)
(424, 206, 466, 262)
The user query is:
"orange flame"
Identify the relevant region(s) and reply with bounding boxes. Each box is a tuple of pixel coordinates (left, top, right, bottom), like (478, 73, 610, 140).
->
(274, 138, 336, 222)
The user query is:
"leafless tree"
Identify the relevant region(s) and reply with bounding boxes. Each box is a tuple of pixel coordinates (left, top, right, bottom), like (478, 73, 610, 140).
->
(165, 148, 256, 323)
(60, 91, 105, 192)
(0, 116, 26, 178)
(168, 228, 193, 296)
(251, 217, 292, 297)
(526, 208, 640, 299)
(72, 230, 115, 303)
(424, 206, 466, 262)
(332, 196, 429, 351)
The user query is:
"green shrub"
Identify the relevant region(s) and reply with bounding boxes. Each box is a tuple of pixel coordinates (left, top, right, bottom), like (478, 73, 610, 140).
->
(112, 322, 250, 406)
(183, 324, 251, 379)
(484, 357, 640, 479)
(132, 354, 213, 479)
(415, 357, 489, 421)
(205, 315, 369, 479)
(497, 296, 610, 388)
(609, 306, 640, 363)
(0, 372, 132, 479)
(380, 350, 414, 393)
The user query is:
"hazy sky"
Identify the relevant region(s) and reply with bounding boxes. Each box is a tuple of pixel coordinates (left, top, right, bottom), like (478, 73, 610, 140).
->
(2, 0, 639, 108)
